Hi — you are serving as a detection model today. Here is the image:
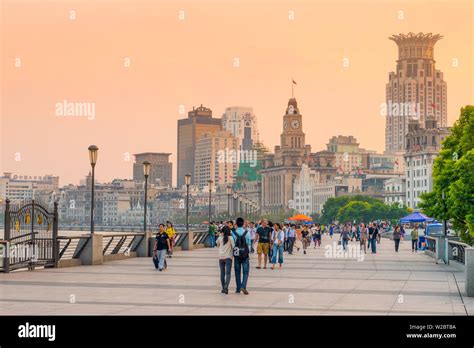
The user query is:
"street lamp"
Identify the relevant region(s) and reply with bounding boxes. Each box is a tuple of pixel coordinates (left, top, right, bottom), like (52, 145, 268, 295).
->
(143, 161, 151, 232)
(226, 186, 232, 220)
(185, 174, 192, 233)
(233, 191, 238, 216)
(207, 180, 213, 225)
(88, 145, 98, 234)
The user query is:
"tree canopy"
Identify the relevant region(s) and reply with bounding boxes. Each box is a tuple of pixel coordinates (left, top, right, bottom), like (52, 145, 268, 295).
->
(419, 105, 474, 244)
(320, 195, 410, 224)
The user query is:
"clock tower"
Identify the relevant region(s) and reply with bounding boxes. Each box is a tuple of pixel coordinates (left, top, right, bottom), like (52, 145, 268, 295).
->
(260, 97, 312, 214)
(281, 97, 305, 150)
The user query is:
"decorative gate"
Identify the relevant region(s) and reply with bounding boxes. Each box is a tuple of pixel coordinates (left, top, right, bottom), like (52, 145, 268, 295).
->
(2, 199, 58, 273)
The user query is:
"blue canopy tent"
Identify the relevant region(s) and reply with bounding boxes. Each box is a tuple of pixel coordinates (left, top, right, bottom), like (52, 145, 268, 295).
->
(399, 212, 434, 223)
(399, 212, 434, 250)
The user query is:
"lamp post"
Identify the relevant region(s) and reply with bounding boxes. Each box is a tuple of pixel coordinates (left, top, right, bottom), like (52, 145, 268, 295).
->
(207, 180, 213, 225)
(233, 191, 238, 216)
(143, 161, 151, 232)
(88, 145, 98, 234)
(185, 174, 192, 233)
(226, 186, 232, 220)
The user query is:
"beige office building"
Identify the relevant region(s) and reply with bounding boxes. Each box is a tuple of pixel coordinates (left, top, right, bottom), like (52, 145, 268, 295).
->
(194, 130, 239, 190)
(177, 105, 222, 186)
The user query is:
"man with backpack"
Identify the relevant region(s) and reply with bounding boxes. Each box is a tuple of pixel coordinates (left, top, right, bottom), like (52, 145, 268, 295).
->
(232, 217, 251, 295)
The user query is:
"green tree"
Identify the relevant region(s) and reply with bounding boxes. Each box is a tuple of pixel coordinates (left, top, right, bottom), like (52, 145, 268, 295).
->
(321, 195, 381, 224)
(419, 106, 474, 244)
(336, 201, 371, 223)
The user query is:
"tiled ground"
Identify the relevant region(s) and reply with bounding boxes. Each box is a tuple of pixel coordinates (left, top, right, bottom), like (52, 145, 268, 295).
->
(1, 236, 472, 315)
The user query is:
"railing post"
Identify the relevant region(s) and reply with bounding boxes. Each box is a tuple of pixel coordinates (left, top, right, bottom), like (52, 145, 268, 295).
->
(53, 202, 59, 267)
(79, 234, 103, 265)
(183, 230, 194, 251)
(466, 248, 474, 297)
(4, 199, 10, 273)
(435, 237, 447, 264)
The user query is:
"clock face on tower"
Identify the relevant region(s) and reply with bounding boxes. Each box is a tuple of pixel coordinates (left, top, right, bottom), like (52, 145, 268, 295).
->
(291, 119, 300, 129)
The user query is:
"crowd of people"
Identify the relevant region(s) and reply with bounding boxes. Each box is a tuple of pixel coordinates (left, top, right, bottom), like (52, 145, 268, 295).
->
(152, 218, 422, 294)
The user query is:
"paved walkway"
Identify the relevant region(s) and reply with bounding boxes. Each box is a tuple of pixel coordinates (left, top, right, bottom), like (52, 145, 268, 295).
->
(1, 236, 473, 315)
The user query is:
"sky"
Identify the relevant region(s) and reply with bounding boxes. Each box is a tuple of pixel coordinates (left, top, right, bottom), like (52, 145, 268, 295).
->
(1, 0, 473, 186)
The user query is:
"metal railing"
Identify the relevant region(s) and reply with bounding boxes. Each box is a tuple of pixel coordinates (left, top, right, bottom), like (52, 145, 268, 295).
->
(448, 240, 470, 265)
(425, 236, 437, 254)
(58, 229, 209, 262)
(58, 235, 90, 260)
(102, 233, 143, 256)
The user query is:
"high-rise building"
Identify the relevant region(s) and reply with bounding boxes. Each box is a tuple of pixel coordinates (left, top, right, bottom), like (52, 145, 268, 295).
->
(194, 130, 239, 190)
(260, 98, 312, 214)
(404, 117, 450, 208)
(385, 32, 447, 153)
(177, 105, 222, 186)
(133, 153, 172, 187)
(222, 106, 259, 151)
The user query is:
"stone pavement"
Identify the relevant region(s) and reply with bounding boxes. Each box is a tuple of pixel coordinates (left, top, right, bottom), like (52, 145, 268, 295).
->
(1, 236, 473, 315)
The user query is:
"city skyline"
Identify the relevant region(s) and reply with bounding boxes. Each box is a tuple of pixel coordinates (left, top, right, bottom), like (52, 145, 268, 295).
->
(1, 0, 473, 186)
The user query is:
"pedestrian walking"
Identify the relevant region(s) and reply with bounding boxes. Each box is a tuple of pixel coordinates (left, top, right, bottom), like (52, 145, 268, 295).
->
(301, 225, 310, 254)
(217, 225, 235, 294)
(153, 224, 171, 271)
(270, 223, 285, 269)
(165, 221, 176, 258)
(359, 223, 368, 253)
(255, 219, 272, 269)
(393, 225, 401, 252)
(287, 224, 296, 254)
(249, 222, 257, 253)
(369, 223, 378, 253)
(340, 226, 350, 250)
(232, 217, 251, 294)
(411, 225, 419, 252)
(208, 221, 217, 248)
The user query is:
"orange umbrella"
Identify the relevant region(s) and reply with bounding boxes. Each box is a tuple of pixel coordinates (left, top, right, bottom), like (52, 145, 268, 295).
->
(288, 214, 312, 221)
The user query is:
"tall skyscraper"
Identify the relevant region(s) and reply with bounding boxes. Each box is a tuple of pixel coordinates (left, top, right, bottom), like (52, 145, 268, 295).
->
(385, 32, 447, 153)
(133, 153, 172, 187)
(177, 105, 222, 186)
(221, 106, 259, 151)
(194, 130, 239, 189)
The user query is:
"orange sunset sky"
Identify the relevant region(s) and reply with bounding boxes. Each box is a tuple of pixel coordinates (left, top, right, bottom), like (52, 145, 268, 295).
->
(1, 0, 473, 186)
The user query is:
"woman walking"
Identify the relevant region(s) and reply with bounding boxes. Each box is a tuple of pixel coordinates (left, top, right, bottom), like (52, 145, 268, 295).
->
(393, 225, 402, 252)
(165, 221, 176, 258)
(301, 225, 311, 255)
(359, 223, 368, 254)
(216, 225, 235, 294)
(313, 224, 322, 248)
(271, 223, 285, 269)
